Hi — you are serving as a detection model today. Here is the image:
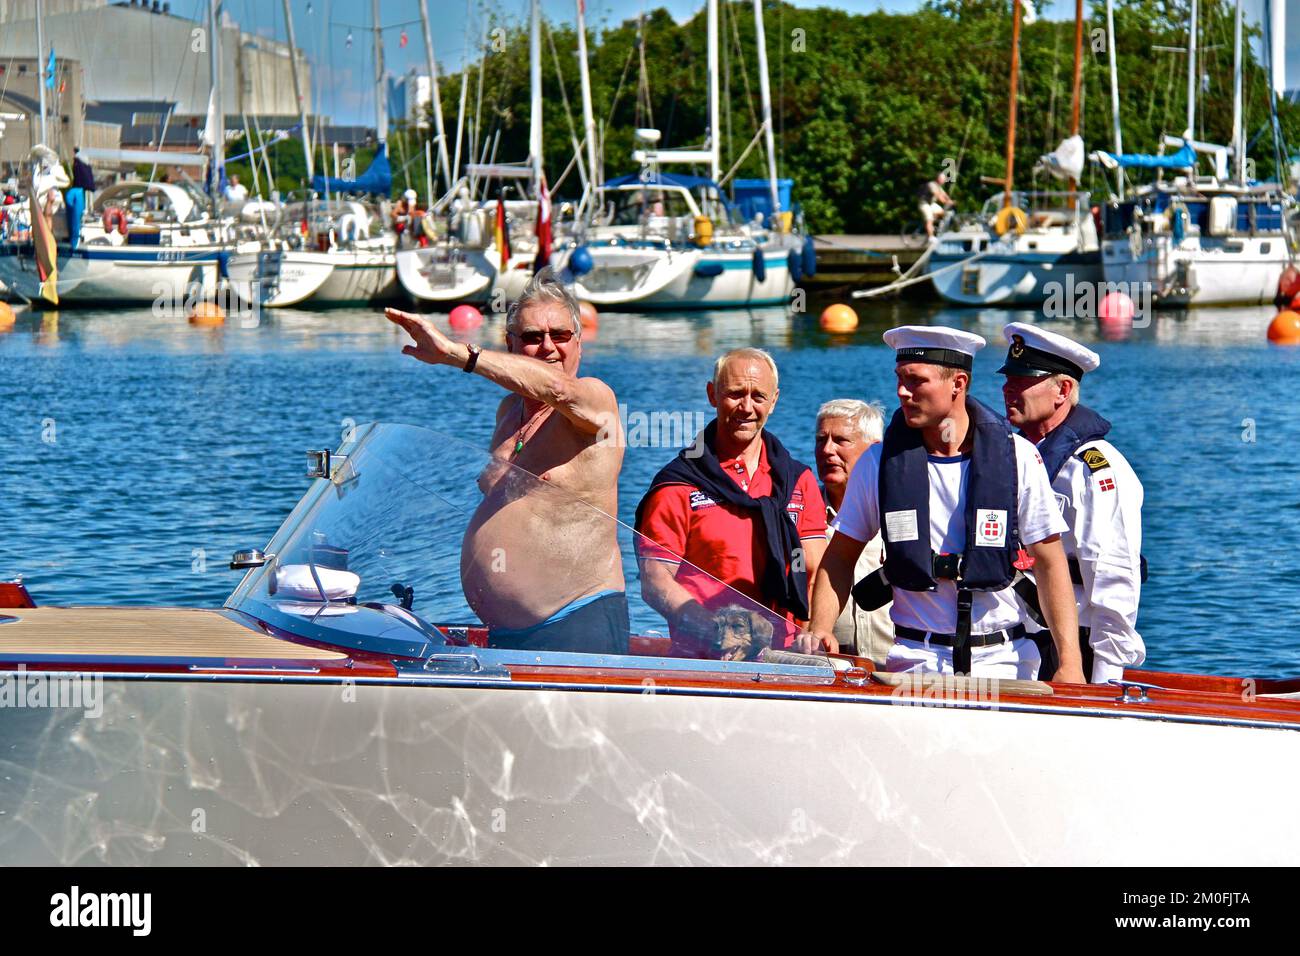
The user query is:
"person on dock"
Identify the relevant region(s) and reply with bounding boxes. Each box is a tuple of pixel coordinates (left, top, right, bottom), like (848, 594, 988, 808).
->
(801, 326, 1084, 683)
(384, 266, 628, 656)
(998, 322, 1145, 684)
(918, 172, 953, 240)
(222, 174, 248, 203)
(635, 348, 827, 659)
(814, 398, 893, 666)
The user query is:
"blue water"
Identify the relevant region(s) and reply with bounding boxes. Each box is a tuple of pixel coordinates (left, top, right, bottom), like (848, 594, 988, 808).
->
(2, 299, 1297, 677)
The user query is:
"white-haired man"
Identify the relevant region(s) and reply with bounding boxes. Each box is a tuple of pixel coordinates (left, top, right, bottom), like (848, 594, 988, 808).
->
(814, 399, 893, 665)
(803, 326, 1084, 682)
(385, 267, 627, 655)
(636, 348, 827, 659)
(999, 322, 1145, 684)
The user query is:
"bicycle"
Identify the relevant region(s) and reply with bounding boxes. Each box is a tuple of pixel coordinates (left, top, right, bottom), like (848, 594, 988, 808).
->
(901, 207, 954, 249)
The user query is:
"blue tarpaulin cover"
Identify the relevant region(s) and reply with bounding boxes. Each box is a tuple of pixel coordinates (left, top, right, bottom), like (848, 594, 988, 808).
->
(311, 144, 393, 196)
(732, 178, 793, 222)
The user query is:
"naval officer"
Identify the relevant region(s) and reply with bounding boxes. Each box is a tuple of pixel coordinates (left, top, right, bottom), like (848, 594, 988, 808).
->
(998, 322, 1145, 684)
(802, 326, 1084, 682)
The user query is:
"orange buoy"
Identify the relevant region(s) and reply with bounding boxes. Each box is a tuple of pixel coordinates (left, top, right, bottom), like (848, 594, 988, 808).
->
(1279, 265, 1300, 301)
(188, 301, 225, 326)
(1267, 310, 1300, 345)
(819, 303, 858, 333)
(449, 304, 484, 329)
(0, 301, 15, 331)
(578, 300, 598, 330)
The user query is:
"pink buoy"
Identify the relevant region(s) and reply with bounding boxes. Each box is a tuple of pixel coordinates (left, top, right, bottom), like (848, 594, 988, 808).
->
(449, 304, 484, 330)
(1098, 291, 1135, 326)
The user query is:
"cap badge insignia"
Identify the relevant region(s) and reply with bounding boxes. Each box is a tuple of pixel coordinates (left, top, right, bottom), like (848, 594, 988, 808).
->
(1009, 334, 1026, 359)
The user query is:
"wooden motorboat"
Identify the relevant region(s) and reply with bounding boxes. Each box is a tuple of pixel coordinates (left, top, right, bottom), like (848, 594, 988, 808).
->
(2, 423, 1297, 866)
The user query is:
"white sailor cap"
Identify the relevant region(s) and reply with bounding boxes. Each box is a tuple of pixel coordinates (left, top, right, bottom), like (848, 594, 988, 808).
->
(998, 322, 1100, 380)
(883, 325, 987, 371)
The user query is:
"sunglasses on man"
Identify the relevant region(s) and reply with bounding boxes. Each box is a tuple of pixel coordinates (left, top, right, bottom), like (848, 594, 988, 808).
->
(508, 328, 576, 346)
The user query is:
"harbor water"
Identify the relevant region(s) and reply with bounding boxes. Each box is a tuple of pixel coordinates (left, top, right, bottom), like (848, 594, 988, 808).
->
(1, 298, 1297, 678)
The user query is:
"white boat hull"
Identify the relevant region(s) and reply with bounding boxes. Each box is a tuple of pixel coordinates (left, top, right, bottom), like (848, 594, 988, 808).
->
(928, 230, 1103, 307)
(395, 245, 496, 305)
(0, 244, 221, 305)
(1102, 234, 1290, 306)
(2, 673, 1296, 865)
(572, 244, 794, 309)
(226, 249, 337, 308)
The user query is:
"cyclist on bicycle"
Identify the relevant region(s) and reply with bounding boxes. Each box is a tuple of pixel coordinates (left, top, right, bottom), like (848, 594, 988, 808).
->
(916, 172, 954, 240)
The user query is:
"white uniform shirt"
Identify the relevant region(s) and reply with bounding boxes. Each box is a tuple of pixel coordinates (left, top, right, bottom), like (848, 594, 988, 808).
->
(825, 504, 894, 666)
(833, 436, 1067, 636)
(1030, 438, 1145, 683)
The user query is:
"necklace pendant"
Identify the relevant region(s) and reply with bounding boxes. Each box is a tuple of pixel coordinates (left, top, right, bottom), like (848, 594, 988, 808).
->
(513, 439, 525, 455)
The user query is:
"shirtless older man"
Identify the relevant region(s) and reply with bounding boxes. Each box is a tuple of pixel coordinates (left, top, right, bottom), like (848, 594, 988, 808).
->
(386, 267, 627, 654)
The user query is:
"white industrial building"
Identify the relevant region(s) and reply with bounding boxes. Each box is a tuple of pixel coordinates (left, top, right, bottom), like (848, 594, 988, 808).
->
(0, 0, 311, 120)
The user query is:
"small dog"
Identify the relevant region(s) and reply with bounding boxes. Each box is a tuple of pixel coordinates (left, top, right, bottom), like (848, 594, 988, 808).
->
(714, 605, 775, 662)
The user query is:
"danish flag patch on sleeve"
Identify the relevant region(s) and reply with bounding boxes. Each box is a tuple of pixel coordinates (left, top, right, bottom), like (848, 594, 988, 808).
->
(1098, 477, 1116, 492)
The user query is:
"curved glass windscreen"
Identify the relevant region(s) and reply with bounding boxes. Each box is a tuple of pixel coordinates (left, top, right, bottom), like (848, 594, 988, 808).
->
(227, 423, 808, 668)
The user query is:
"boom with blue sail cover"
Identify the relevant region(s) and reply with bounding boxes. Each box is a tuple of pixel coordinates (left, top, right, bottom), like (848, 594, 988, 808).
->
(310, 145, 393, 197)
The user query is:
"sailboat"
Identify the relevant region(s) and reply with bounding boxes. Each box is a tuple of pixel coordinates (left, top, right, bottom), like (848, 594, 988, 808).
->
(226, 0, 400, 309)
(0, 0, 227, 307)
(1096, 0, 1297, 307)
(926, 0, 1103, 307)
(395, 0, 541, 308)
(563, 0, 804, 310)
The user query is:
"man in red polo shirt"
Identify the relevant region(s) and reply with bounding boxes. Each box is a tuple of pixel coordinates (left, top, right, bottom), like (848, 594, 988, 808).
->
(635, 348, 827, 658)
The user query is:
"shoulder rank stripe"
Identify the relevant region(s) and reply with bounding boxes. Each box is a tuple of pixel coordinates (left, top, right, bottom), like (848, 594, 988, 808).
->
(1080, 448, 1110, 472)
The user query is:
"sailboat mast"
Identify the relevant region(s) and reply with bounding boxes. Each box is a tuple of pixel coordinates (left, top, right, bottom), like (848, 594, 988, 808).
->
(1186, 0, 1197, 138)
(1004, 0, 1023, 210)
(209, 0, 224, 197)
(707, 0, 720, 183)
(282, 0, 313, 182)
(418, 0, 453, 194)
(529, 0, 543, 191)
(373, 0, 387, 144)
(1231, 0, 1243, 181)
(35, 0, 48, 145)
(576, 0, 599, 196)
(1105, 0, 1124, 197)
(1270, 0, 1286, 98)
(1068, 0, 1083, 202)
(752, 0, 780, 219)
(452, 0, 472, 188)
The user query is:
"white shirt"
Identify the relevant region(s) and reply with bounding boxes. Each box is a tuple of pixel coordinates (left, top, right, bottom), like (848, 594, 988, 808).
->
(223, 182, 248, 202)
(825, 505, 894, 665)
(833, 435, 1067, 636)
(1030, 438, 1145, 682)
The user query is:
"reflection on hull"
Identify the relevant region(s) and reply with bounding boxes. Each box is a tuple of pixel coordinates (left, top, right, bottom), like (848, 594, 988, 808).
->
(2, 675, 1297, 865)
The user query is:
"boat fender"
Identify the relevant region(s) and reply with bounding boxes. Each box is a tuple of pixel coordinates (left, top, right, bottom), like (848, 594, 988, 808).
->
(102, 206, 129, 236)
(337, 213, 360, 244)
(751, 247, 767, 283)
(802, 235, 817, 277)
(569, 244, 594, 276)
(787, 248, 803, 284)
(993, 205, 1028, 237)
(693, 215, 713, 247)
(694, 260, 723, 278)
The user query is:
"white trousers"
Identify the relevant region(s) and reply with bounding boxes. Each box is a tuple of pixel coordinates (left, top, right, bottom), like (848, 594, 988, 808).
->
(884, 637, 1042, 680)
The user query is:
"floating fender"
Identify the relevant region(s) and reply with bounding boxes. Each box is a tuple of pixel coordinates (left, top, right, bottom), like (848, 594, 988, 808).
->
(695, 260, 724, 278)
(787, 249, 803, 284)
(752, 248, 767, 283)
(101, 206, 129, 236)
(802, 236, 817, 278)
(569, 245, 594, 277)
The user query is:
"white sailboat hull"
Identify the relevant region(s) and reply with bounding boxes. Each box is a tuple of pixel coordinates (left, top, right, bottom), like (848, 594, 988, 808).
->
(1102, 234, 1290, 307)
(0, 244, 222, 305)
(928, 228, 1103, 307)
(572, 243, 794, 309)
(396, 245, 496, 305)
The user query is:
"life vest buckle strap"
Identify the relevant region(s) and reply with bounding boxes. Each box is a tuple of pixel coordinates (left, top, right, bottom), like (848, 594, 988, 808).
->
(931, 551, 962, 581)
(953, 588, 975, 676)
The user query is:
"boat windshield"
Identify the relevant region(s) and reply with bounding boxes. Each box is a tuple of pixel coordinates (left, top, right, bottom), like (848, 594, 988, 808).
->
(226, 423, 808, 670)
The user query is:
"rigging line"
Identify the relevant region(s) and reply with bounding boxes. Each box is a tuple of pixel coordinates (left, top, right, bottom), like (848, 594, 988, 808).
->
(727, 0, 760, 143)
(544, 19, 587, 192)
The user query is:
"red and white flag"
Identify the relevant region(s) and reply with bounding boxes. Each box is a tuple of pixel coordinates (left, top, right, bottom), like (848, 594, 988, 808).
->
(533, 175, 551, 273)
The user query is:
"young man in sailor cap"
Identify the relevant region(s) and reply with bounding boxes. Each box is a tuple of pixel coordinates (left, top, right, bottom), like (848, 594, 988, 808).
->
(802, 326, 1084, 682)
(998, 322, 1145, 684)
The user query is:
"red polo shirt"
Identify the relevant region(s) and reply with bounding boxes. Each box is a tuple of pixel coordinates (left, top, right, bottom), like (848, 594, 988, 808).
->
(636, 441, 827, 649)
